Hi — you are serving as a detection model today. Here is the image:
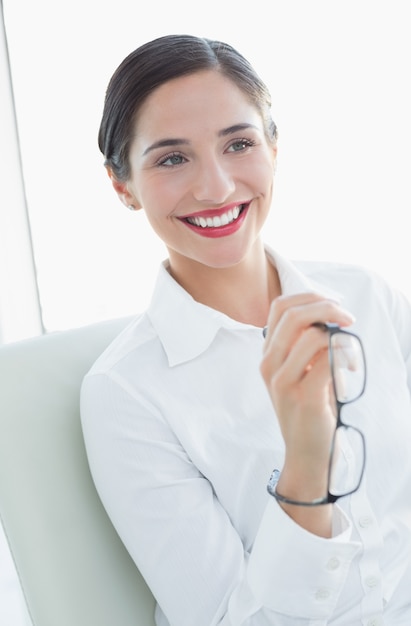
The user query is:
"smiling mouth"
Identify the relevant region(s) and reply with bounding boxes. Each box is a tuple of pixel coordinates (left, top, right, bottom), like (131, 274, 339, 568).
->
(183, 204, 248, 229)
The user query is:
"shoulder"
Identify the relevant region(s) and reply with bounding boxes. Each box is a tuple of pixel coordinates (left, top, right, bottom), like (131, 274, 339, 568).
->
(85, 312, 161, 378)
(294, 258, 398, 305)
(293, 257, 410, 325)
(294, 258, 376, 287)
(295, 259, 411, 354)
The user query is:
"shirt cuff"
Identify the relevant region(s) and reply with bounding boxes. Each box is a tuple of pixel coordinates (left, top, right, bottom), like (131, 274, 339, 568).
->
(247, 498, 361, 620)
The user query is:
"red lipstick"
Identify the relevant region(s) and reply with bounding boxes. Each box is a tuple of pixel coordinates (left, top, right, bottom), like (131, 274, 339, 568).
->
(179, 202, 249, 238)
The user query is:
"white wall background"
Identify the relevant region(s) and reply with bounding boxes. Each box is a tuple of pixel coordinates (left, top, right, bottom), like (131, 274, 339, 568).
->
(3, 0, 411, 337)
(1, 2, 410, 621)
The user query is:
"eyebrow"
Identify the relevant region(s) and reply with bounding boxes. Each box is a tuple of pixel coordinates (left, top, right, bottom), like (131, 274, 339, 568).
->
(142, 123, 259, 156)
(218, 123, 259, 137)
(143, 138, 189, 156)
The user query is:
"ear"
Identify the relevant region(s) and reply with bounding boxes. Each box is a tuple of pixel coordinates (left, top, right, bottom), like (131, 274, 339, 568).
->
(271, 144, 278, 174)
(106, 168, 142, 211)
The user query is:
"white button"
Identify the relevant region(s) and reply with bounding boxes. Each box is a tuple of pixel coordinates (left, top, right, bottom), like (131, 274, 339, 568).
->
(315, 588, 331, 600)
(359, 515, 373, 528)
(326, 557, 341, 571)
(365, 575, 380, 588)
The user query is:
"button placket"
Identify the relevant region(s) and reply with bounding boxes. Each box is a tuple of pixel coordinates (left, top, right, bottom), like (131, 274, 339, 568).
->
(365, 575, 380, 589)
(359, 515, 373, 529)
(349, 492, 385, 620)
(315, 587, 331, 601)
(326, 556, 341, 571)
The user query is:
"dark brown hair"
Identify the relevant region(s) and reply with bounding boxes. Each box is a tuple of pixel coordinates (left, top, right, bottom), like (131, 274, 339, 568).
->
(98, 34, 277, 181)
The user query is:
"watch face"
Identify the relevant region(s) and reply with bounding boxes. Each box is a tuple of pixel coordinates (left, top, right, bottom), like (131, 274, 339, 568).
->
(267, 468, 281, 495)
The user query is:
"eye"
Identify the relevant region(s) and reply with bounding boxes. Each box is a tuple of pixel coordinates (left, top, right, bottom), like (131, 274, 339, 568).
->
(226, 138, 256, 153)
(156, 152, 187, 167)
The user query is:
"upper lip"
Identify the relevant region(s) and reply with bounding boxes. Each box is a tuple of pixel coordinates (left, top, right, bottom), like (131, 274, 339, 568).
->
(178, 201, 250, 220)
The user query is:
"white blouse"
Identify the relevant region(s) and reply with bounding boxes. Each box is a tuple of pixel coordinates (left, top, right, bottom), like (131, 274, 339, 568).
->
(81, 248, 411, 626)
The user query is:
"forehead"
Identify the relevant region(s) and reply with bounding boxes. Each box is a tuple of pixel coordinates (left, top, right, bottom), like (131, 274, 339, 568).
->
(134, 70, 263, 140)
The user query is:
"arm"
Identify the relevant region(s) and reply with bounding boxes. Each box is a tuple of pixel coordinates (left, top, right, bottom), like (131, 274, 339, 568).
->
(81, 363, 360, 626)
(260, 293, 356, 536)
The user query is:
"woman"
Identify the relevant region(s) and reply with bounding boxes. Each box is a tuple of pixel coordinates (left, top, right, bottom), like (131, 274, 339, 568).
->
(81, 34, 411, 625)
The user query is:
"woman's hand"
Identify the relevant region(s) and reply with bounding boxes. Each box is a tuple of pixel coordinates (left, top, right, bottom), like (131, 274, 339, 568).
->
(260, 293, 355, 533)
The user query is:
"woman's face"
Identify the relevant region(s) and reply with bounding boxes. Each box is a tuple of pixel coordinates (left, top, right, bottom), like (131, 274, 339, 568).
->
(116, 70, 277, 271)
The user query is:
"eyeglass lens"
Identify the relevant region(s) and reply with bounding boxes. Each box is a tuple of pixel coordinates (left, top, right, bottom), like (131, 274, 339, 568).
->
(328, 331, 366, 497)
(330, 332, 365, 403)
(328, 425, 365, 496)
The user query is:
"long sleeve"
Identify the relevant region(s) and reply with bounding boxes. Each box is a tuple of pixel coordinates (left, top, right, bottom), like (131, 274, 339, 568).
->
(81, 370, 360, 626)
(80, 255, 411, 625)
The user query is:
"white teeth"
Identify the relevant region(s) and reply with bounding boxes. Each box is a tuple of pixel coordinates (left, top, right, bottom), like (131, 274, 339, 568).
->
(186, 205, 244, 228)
(213, 216, 222, 227)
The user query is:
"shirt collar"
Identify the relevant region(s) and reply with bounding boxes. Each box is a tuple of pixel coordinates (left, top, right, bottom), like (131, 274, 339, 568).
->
(147, 246, 341, 367)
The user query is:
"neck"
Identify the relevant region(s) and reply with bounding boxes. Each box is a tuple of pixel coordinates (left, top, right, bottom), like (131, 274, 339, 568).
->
(168, 241, 282, 327)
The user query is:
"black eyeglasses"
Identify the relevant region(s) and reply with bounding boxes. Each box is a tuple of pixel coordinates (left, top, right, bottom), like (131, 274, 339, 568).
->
(265, 322, 367, 506)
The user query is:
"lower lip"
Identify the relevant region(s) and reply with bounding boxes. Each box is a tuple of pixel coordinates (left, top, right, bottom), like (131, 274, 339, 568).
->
(181, 206, 249, 238)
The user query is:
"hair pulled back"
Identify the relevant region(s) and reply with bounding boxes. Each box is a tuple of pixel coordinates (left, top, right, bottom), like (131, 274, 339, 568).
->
(98, 34, 277, 182)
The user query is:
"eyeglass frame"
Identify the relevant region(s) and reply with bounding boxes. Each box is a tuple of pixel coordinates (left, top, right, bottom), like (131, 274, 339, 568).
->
(265, 322, 367, 506)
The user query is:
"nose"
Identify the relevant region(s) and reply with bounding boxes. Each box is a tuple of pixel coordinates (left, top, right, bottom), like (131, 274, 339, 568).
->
(192, 156, 235, 204)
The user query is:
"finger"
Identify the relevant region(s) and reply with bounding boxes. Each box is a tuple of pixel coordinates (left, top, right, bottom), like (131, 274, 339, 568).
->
(263, 293, 354, 347)
(264, 292, 327, 341)
(263, 298, 355, 372)
(268, 346, 336, 460)
(262, 325, 330, 392)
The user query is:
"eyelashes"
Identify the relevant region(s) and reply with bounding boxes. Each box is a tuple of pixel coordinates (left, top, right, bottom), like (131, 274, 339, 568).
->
(227, 138, 257, 152)
(156, 152, 186, 167)
(155, 137, 257, 168)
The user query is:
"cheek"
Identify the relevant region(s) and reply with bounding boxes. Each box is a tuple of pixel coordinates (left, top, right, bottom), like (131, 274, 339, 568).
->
(138, 183, 181, 239)
(261, 155, 276, 185)
(143, 203, 171, 235)
(137, 173, 186, 214)
(245, 151, 276, 187)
